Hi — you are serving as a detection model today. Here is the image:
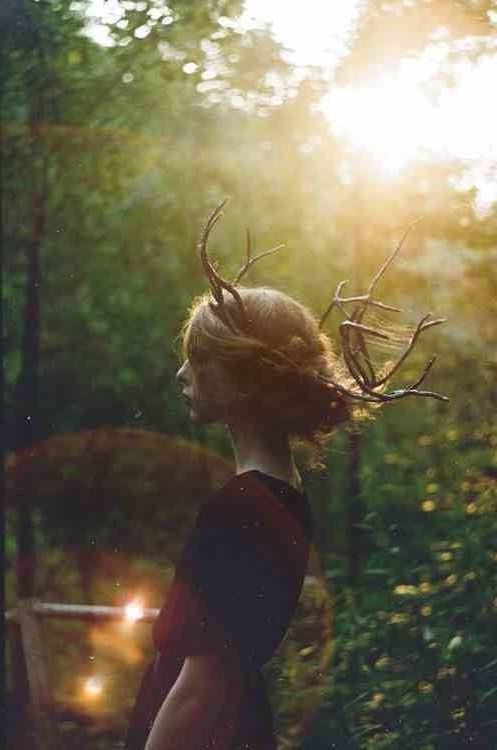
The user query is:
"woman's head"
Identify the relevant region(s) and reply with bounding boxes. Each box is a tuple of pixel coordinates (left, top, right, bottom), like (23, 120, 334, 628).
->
(177, 202, 448, 450)
(176, 286, 353, 454)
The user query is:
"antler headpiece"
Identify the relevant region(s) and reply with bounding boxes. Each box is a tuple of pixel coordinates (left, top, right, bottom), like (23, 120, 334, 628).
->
(198, 200, 448, 404)
(198, 199, 284, 334)
(317, 220, 448, 403)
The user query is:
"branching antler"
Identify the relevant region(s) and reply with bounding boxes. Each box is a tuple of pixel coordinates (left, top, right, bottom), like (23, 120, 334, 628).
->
(233, 228, 285, 285)
(198, 202, 448, 404)
(319, 220, 448, 403)
(198, 199, 285, 331)
(198, 199, 249, 332)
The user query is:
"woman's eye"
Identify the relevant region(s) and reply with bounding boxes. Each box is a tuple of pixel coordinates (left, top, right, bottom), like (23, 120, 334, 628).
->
(191, 349, 209, 365)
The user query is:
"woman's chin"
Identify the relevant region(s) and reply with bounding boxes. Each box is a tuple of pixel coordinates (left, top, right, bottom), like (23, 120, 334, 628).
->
(190, 408, 221, 426)
(189, 407, 201, 424)
(189, 407, 209, 425)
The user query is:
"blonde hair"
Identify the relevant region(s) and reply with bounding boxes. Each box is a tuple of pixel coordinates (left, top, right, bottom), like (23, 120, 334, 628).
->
(180, 287, 359, 467)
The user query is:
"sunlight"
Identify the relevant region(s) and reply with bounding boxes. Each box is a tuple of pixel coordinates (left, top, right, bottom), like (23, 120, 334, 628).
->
(242, 0, 364, 69)
(320, 49, 497, 193)
(244, 1, 497, 209)
(81, 1, 496, 210)
(322, 74, 436, 176)
(85, 0, 364, 66)
(80, 0, 123, 46)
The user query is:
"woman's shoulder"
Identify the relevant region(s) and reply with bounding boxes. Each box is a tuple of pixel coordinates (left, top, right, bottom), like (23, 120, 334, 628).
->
(199, 469, 312, 537)
(205, 470, 304, 509)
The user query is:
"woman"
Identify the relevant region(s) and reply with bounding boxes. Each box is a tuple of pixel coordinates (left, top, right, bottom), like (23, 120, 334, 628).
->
(125, 202, 446, 750)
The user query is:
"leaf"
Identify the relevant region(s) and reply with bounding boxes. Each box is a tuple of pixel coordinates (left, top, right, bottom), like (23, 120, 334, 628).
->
(478, 686, 497, 705)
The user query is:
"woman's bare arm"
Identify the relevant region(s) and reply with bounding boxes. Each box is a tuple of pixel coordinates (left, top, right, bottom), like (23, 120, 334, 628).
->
(143, 650, 242, 750)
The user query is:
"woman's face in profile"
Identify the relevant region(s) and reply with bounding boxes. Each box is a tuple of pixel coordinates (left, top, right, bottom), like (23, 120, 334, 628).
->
(176, 354, 235, 425)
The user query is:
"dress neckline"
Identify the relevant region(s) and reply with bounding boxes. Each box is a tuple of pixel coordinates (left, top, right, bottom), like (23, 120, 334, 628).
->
(235, 469, 305, 496)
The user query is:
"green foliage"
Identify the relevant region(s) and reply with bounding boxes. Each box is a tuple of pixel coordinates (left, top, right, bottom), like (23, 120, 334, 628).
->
(265, 553, 335, 749)
(308, 401, 497, 749)
(3, 1, 497, 748)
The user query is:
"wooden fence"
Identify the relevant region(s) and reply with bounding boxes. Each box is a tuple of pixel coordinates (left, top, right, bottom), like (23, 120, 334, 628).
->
(6, 600, 159, 750)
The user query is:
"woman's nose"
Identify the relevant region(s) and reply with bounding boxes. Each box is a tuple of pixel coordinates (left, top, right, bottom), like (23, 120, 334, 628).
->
(176, 361, 188, 385)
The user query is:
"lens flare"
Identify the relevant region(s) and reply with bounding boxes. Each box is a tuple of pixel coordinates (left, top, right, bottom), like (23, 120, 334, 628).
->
(83, 676, 104, 699)
(124, 599, 144, 623)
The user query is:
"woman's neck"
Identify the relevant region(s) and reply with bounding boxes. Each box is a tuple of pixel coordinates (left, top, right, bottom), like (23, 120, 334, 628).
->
(227, 421, 302, 490)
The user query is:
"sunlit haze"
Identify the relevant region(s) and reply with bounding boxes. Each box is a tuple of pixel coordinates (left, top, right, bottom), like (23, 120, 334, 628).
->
(244, 1, 497, 212)
(321, 44, 497, 193)
(242, 0, 364, 69)
(84, 0, 497, 213)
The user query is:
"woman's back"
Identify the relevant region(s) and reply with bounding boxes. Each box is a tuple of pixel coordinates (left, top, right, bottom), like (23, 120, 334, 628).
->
(126, 470, 312, 750)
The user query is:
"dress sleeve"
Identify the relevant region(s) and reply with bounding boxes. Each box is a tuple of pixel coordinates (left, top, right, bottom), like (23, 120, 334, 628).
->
(151, 501, 228, 658)
(153, 490, 309, 667)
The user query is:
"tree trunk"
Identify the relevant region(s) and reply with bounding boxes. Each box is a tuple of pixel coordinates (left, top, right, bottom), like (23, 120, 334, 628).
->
(14, 6, 47, 600)
(346, 428, 363, 585)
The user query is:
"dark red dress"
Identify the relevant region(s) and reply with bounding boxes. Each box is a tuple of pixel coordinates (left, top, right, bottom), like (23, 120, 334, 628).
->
(125, 469, 312, 750)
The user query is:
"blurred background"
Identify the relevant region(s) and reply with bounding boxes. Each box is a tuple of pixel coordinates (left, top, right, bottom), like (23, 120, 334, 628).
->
(2, 1, 497, 748)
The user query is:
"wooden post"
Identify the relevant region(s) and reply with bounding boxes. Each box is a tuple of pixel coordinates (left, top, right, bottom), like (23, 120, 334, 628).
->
(17, 599, 61, 750)
(5, 600, 160, 749)
(6, 619, 30, 750)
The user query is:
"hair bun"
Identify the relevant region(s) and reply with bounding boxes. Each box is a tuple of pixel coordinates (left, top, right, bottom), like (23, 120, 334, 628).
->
(280, 335, 315, 365)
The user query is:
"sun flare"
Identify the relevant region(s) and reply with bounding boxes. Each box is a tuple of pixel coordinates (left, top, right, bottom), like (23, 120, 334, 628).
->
(320, 49, 497, 184)
(321, 75, 432, 176)
(243, 0, 364, 68)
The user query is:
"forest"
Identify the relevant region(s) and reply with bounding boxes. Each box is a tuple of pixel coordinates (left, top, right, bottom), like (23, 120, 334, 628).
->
(3, 1, 497, 748)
